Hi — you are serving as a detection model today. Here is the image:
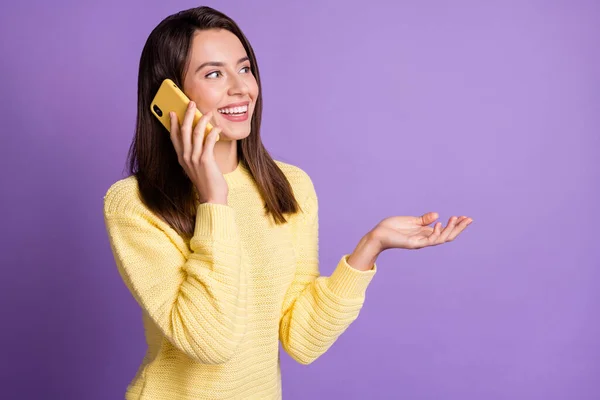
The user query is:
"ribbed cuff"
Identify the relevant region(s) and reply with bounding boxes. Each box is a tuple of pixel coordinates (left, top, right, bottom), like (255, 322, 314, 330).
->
(194, 203, 238, 240)
(326, 254, 377, 299)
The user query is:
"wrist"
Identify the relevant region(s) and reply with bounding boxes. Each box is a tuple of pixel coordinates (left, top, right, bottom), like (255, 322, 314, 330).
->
(203, 196, 228, 206)
(347, 231, 381, 271)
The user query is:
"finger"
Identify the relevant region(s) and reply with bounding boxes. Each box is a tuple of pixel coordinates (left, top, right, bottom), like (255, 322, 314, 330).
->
(438, 216, 459, 243)
(202, 126, 222, 160)
(417, 212, 439, 226)
(446, 217, 473, 241)
(181, 101, 197, 161)
(427, 222, 443, 245)
(191, 111, 214, 162)
(169, 112, 182, 157)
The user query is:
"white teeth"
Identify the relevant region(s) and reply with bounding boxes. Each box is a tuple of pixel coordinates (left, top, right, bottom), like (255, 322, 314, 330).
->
(218, 105, 248, 114)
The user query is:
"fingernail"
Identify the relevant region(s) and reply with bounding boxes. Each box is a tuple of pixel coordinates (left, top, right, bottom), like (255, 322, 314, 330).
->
(188, 101, 194, 109)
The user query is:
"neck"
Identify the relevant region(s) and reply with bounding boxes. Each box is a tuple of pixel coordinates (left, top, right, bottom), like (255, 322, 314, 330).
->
(213, 139, 239, 173)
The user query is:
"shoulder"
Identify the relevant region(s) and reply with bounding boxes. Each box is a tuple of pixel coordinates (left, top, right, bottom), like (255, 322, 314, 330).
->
(274, 160, 318, 223)
(274, 160, 317, 199)
(103, 175, 151, 219)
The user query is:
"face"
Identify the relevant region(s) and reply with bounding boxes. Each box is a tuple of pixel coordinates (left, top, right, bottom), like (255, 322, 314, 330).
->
(183, 29, 259, 141)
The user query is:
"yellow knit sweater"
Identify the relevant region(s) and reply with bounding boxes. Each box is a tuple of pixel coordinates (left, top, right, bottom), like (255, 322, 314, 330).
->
(103, 160, 377, 400)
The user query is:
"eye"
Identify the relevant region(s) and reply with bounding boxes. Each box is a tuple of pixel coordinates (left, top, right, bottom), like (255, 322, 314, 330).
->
(240, 66, 251, 74)
(205, 71, 221, 79)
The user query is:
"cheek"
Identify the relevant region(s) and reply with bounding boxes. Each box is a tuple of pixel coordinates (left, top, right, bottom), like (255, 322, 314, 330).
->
(190, 84, 223, 112)
(249, 79, 259, 99)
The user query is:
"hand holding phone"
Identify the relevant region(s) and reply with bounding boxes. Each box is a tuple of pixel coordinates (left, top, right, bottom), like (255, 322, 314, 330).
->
(151, 78, 227, 205)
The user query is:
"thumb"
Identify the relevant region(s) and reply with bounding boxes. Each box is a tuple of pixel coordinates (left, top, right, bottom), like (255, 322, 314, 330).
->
(417, 212, 439, 226)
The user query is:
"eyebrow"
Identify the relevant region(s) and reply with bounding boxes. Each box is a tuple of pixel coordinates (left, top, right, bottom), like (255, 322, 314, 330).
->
(195, 56, 250, 73)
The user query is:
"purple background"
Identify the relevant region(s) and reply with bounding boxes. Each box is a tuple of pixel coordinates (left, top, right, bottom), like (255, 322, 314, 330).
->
(1, 0, 599, 399)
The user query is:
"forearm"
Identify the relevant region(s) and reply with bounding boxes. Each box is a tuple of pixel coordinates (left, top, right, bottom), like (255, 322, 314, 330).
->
(105, 203, 249, 365)
(280, 255, 376, 365)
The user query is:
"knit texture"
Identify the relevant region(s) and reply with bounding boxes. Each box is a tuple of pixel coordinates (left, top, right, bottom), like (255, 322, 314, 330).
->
(103, 160, 377, 400)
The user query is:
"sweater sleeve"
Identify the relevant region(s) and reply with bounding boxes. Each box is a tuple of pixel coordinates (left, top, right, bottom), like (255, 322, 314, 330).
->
(279, 172, 377, 365)
(103, 190, 248, 365)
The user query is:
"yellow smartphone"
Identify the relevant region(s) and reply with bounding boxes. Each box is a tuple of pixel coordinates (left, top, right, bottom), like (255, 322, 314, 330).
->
(150, 78, 219, 141)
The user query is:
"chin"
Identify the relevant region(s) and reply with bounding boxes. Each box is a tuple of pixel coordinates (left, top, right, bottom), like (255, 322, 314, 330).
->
(220, 126, 251, 141)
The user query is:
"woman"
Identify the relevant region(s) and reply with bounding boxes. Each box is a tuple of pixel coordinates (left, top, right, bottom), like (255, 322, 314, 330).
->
(103, 6, 472, 399)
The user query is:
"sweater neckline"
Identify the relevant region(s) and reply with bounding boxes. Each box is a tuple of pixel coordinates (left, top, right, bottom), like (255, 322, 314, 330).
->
(223, 160, 252, 188)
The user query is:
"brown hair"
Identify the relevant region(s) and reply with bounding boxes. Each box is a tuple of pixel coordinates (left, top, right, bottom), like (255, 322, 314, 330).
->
(127, 6, 299, 238)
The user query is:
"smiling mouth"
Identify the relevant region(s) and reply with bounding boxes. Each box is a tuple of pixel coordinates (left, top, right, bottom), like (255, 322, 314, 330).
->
(217, 104, 248, 116)
(216, 103, 250, 122)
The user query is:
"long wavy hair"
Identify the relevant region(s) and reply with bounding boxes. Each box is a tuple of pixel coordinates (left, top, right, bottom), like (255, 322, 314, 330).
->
(127, 6, 300, 238)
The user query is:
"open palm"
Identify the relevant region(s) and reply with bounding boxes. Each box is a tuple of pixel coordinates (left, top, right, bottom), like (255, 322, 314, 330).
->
(373, 212, 473, 250)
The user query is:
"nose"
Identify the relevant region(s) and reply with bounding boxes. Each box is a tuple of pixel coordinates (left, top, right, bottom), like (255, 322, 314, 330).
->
(227, 74, 249, 97)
